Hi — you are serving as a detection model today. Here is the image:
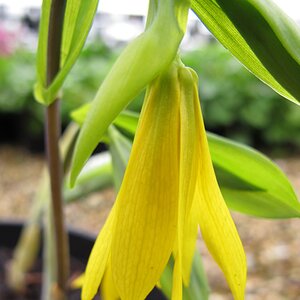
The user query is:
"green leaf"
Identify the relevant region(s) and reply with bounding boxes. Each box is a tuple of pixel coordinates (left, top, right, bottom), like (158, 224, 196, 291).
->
(69, 0, 190, 185)
(183, 252, 210, 300)
(70, 103, 90, 125)
(191, 0, 300, 104)
(108, 126, 132, 191)
(71, 104, 139, 139)
(159, 252, 210, 300)
(35, 0, 51, 100)
(113, 110, 139, 138)
(208, 132, 300, 218)
(35, 0, 99, 105)
(64, 152, 113, 202)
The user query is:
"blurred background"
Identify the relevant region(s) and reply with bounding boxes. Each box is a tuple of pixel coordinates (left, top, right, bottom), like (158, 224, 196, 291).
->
(0, 1, 300, 299)
(0, 0, 300, 154)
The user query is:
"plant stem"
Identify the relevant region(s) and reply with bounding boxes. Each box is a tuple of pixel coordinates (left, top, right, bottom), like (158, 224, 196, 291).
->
(45, 102, 69, 296)
(45, 0, 68, 298)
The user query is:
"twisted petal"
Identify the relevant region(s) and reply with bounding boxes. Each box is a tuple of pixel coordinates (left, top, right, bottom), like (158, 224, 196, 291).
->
(178, 67, 201, 286)
(111, 66, 180, 300)
(191, 70, 247, 300)
(172, 66, 200, 300)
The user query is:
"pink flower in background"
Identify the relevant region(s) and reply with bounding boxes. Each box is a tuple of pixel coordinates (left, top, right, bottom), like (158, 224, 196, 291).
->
(0, 25, 16, 56)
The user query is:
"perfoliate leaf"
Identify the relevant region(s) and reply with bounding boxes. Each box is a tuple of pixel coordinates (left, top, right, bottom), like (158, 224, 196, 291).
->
(69, 0, 190, 185)
(191, 0, 300, 104)
(35, 0, 99, 105)
(208, 133, 300, 218)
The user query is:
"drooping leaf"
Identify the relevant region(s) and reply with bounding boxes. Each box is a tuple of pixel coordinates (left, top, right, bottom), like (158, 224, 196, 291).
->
(108, 126, 132, 190)
(35, 0, 99, 105)
(191, 0, 300, 104)
(208, 132, 300, 218)
(64, 152, 113, 202)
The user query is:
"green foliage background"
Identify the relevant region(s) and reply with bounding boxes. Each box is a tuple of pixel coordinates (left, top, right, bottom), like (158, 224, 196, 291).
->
(183, 43, 300, 153)
(1, 40, 299, 153)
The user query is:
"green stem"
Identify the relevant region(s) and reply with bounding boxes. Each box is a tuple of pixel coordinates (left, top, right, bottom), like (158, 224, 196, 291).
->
(45, 0, 68, 298)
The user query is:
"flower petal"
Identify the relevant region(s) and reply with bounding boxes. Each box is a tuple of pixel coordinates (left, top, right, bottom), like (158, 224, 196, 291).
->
(82, 206, 116, 300)
(172, 256, 182, 300)
(178, 67, 201, 286)
(192, 70, 247, 300)
(101, 255, 119, 300)
(111, 66, 180, 300)
(172, 206, 198, 299)
(181, 201, 199, 286)
(172, 66, 201, 300)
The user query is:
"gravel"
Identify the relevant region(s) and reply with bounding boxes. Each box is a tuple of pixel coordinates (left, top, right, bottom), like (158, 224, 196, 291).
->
(0, 145, 300, 299)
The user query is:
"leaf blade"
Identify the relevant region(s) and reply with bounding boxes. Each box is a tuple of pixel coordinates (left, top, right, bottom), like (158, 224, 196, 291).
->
(208, 132, 300, 218)
(191, 0, 300, 104)
(35, 0, 99, 105)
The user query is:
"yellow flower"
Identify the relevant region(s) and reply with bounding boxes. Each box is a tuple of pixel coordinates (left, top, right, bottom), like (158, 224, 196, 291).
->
(82, 62, 247, 300)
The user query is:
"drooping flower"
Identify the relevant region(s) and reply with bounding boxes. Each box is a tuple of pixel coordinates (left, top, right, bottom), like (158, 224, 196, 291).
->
(82, 61, 246, 300)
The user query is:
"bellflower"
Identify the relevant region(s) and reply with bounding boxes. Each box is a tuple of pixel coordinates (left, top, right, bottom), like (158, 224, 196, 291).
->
(82, 61, 247, 300)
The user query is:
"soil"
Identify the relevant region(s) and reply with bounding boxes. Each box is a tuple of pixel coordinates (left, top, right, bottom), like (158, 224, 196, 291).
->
(0, 145, 300, 300)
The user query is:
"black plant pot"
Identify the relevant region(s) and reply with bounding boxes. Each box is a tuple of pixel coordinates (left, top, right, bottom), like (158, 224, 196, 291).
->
(0, 221, 167, 300)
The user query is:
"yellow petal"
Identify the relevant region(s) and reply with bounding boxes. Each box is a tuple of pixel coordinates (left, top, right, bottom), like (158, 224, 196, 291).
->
(70, 273, 84, 289)
(181, 200, 199, 286)
(172, 66, 200, 300)
(101, 255, 119, 300)
(111, 65, 180, 300)
(172, 207, 198, 300)
(172, 257, 182, 300)
(82, 206, 116, 300)
(178, 67, 200, 218)
(191, 70, 247, 300)
(178, 67, 201, 286)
